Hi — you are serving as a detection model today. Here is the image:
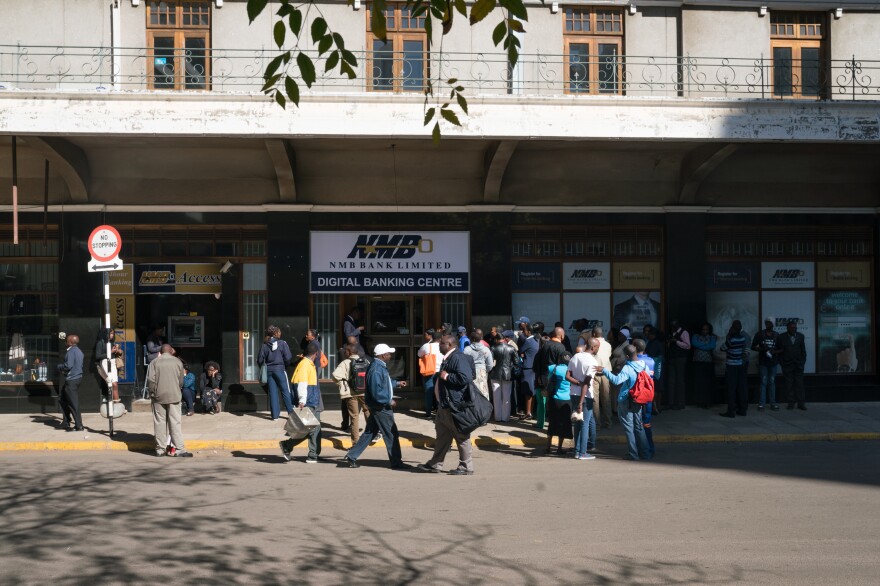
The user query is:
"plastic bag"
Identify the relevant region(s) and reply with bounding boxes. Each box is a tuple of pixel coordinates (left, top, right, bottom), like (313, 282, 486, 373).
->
(284, 407, 319, 439)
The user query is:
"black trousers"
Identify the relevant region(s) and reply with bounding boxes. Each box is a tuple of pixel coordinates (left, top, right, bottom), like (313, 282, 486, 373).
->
(692, 362, 715, 407)
(667, 357, 688, 408)
(783, 364, 805, 405)
(725, 365, 748, 414)
(60, 378, 83, 429)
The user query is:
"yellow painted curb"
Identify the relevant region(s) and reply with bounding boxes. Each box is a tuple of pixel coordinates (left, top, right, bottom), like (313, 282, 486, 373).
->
(2, 432, 878, 453)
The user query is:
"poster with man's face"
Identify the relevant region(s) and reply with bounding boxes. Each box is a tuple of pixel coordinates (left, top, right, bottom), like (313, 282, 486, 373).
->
(611, 291, 661, 331)
(817, 290, 871, 373)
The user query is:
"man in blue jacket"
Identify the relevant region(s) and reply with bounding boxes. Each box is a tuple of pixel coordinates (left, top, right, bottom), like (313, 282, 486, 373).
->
(58, 334, 84, 432)
(597, 344, 651, 461)
(419, 334, 477, 475)
(343, 343, 410, 469)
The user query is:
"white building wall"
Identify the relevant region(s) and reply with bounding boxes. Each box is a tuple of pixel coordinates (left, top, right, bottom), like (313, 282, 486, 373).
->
(830, 12, 880, 101)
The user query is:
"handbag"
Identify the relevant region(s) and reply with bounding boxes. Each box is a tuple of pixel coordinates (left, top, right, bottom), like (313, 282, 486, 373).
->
(259, 364, 268, 384)
(445, 382, 492, 435)
(511, 351, 523, 380)
(284, 406, 319, 440)
(418, 352, 437, 377)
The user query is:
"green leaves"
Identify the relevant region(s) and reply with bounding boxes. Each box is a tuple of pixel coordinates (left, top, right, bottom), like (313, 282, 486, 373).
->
(273, 20, 286, 48)
(297, 53, 316, 88)
(492, 20, 507, 46)
(423, 78, 467, 145)
(246, 0, 269, 23)
(285, 77, 300, 105)
(469, 0, 497, 25)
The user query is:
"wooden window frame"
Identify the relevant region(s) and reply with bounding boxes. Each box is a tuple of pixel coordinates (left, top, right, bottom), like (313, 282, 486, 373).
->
(770, 12, 827, 99)
(146, 1, 211, 91)
(367, 3, 428, 93)
(563, 7, 623, 95)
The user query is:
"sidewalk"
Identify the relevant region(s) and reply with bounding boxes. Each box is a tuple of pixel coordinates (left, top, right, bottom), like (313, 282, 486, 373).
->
(2, 401, 879, 454)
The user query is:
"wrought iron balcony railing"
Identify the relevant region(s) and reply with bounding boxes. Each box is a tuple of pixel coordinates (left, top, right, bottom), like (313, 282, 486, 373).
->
(1, 44, 878, 101)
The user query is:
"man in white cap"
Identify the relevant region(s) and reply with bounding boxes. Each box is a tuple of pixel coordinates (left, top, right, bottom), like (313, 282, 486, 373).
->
(342, 343, 410, 469)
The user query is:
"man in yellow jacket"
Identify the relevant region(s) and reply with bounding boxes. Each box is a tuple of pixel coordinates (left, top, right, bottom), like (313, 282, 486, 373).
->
(280, 343, 324, 463)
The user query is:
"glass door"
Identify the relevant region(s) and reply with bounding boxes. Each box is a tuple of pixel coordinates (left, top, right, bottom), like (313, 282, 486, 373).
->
(366, 296, 413, 385)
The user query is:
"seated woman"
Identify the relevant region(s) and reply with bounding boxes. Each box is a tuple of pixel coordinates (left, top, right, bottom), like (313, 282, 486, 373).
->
(181, 362, 196, 416)
(200, 361, 223, 414)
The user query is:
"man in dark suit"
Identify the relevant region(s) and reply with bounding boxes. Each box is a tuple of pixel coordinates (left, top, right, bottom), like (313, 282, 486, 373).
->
(418, 334, 476, 475)
(778, 320, 808, 410)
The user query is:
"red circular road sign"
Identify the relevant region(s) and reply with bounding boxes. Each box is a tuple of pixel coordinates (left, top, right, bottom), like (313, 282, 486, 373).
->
(88, 225, 122, 262)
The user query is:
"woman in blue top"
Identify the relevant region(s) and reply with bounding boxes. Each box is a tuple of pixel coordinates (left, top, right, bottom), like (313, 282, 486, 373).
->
(545, 355, 573, 455)
(257, 325, 294, 420)
(598, 344, 652, 461)
(181, 363, 196, 416)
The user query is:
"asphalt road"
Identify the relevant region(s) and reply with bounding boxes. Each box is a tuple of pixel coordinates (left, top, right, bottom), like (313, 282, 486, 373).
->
(1, 441, 878, 585)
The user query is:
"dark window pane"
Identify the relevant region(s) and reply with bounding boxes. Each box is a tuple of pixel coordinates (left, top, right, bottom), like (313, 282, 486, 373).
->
(153, 36, 175, 89)
(401, 39, 424, 90)
(568, 44, 589, 93)
(215, 242, 237, 257)
(773, 46, 793, 96)
(134, 242, 161, 257)
(184, 37, 207, 89)
(801, 47, 821, 96)
(162, 241, 187, 256)
(372, 39, 394, 91)
(188, 242, 213, 256)
(598, 43, 619, 94)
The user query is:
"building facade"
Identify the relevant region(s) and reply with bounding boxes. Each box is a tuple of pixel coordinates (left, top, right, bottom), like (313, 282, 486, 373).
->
(1, 0, 878, 412)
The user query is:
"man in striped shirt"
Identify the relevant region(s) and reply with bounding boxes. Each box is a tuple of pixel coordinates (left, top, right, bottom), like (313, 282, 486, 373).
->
(720, 320, 750, 418)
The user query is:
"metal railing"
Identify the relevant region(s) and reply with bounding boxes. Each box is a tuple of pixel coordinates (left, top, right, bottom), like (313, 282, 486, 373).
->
(1, 44, 879, 100)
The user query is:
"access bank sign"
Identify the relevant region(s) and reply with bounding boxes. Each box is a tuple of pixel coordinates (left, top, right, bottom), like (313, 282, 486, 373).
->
(310, 232, 470, 293)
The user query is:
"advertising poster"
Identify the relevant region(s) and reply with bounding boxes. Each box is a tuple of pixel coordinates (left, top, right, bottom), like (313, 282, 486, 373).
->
(816, 261, 871, 289)
(707, 291, 760, 375)
(817, 289, 872, 373)
(612, 262, 662, 290)
(563, 292, 611, 337)
(562, 262, 611, 290)
(762, 290, 816, 374)
(706, 262, 759, 290)
(109, 264, 136, 384)
(611, 291, 661, 331)
(310, 231, 470, 293)
(512, 293, 560, 330)
(511, 263, 560, 291)
(761, 261, 815, 289)
(135, 263, 222, 295)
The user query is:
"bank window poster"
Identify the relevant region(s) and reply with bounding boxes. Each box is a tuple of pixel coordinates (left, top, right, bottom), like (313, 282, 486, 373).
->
(611, 292, 661, 332)
(817, 290, 872, 374)
(706, 291, 760, 375)
(512, 293, 560, 330)
(762, 290, 816, 374)
(563, 292, 611, 338)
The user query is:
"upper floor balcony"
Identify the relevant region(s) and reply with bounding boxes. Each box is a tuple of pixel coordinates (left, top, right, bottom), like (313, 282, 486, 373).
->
(2, 44, 880, 101)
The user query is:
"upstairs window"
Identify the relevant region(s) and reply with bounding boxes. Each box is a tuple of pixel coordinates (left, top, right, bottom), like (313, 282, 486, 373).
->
(367, 4, 428, 92)
(770, 12, 826, 98)
(563, 7, 623, 95)
(146, 1, 211, 90)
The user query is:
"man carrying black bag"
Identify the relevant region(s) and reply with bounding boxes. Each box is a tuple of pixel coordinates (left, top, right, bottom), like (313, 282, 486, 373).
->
(418, 334, 477, 476)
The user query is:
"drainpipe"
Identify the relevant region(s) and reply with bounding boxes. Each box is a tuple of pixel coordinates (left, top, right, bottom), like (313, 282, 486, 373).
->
(111, 0, 121, 90)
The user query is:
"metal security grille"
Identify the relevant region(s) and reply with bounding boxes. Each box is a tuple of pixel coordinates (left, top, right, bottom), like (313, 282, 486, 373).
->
(242, 293, 265, 381)
(312, 294, 339, 379)
(440, 294, 467, 330)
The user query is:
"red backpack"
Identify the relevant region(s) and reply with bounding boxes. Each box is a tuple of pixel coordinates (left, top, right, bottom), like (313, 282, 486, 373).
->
(629, 369, 655, 404)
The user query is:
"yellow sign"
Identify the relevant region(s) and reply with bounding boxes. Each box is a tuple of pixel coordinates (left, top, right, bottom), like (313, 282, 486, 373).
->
(816, 261, 871, 289)
(613, 262, 662, 290)
(135, 263, 222, 294)
(109, 264, 134, 295)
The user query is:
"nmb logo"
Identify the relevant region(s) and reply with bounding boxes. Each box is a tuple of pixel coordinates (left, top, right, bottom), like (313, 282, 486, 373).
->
(772, 269, 805, 279)
(570, 269, 603, 279)
(347, 234, 433, 259)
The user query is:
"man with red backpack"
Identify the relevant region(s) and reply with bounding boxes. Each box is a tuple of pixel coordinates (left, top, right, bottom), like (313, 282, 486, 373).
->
(597, 344, 653, 461)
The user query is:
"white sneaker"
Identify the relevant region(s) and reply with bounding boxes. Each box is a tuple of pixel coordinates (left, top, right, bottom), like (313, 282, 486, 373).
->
(577, 454, 596, 460)
(279, 441, 291, 462)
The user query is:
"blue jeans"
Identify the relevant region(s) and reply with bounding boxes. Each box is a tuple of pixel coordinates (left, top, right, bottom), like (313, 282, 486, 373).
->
(182, 387, 195, 413)
(618, 399, 650, 460)
(423, 375, 436, 416)
(267, 368, 294, 420)
(643, 401, 655, 458)
(346, 408, 403, 467)
(759, 364, 777, 406)
(571, 396, 595, 457)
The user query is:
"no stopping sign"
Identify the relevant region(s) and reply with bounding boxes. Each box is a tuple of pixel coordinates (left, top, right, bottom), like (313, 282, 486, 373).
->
(88, 225, 122, 262)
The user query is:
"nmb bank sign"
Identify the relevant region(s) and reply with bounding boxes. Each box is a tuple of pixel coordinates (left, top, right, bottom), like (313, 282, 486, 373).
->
(310, 231, 470, 293)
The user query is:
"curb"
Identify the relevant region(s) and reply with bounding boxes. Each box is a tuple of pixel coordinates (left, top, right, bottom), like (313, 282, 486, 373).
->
(2, 432, 878, 453)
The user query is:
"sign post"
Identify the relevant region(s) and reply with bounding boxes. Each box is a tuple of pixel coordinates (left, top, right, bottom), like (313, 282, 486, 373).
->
(88, 225, 123, 437)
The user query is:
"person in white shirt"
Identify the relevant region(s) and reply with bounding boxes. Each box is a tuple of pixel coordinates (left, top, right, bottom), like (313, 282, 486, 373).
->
(591, 326, 614, 428)
(417, 328, 443, 419)
(566, 337, 601, 460)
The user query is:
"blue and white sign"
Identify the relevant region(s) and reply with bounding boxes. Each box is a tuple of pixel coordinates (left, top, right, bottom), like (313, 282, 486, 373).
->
(310, 231, 470, 293)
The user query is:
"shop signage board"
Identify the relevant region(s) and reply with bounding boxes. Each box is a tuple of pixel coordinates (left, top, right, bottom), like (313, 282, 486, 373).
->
(612, 262, 662, 290)
(761, 261, 814, 289)
(511, 263, 560, 291)
(135, 263, 223, 294)
(706, 262, 760, 290)
(816, 261, 871, 289)
(310, 231, 470, 293)
(562, 262, 611, 290)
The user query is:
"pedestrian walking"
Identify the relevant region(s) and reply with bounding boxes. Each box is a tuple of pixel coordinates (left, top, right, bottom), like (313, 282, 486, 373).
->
(418, 335, 477, 475)
(58, 334, 84, 432)
(332, 343, 370, 444)
(148, 344, 193, 458)
(280, 343, 324, 463)
(343, 343, 410, 469)
(417, 328, 443, 419)
(257, 325, 294, 420)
